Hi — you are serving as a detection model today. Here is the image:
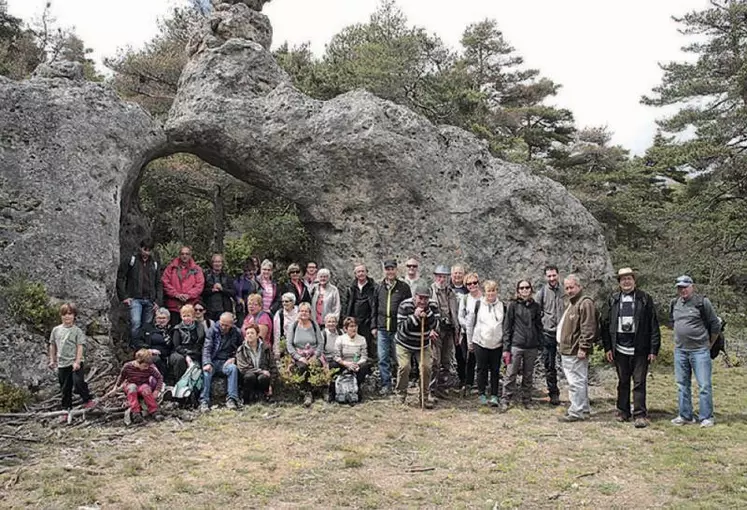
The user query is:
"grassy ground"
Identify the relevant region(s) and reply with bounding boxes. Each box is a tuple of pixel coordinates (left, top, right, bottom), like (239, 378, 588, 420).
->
(1, 346, 746, 508)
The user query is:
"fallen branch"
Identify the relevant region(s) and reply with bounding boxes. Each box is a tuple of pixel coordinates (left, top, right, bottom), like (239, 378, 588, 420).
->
(575, 470, 599, 479)
(406, 467, 435, 473)
(63, 464, 102, 476)
(0, 434, 41, 443)
(4, 467, 21, 489)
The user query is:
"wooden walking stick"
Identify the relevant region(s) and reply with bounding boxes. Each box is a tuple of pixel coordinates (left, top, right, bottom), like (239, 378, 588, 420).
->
(420, 314, 426, 410)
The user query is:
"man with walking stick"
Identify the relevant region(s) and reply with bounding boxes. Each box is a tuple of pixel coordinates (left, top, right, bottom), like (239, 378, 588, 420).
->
(394, 283, 440, 409)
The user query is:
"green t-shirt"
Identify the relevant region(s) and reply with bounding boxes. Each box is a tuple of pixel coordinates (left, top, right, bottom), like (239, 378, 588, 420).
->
(49, 324, 86, 368)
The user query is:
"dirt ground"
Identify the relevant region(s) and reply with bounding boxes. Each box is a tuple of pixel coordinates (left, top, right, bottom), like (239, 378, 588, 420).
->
(1, 358, 746, 509)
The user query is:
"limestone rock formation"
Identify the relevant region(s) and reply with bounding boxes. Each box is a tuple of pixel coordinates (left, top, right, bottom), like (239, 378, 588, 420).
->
(168, 2, 613, 288)
(0, 64, 167, 388)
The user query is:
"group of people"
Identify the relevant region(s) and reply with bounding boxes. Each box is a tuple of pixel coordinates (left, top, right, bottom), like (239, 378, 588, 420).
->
(46, 239, 722, 427)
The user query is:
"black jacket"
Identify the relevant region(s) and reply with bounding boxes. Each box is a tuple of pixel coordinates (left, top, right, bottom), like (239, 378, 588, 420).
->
(132, 323, 173, 355)
(116, 254, 163, 304)
(346, 277, 376, 326)
(171, 322, 205, 361)
(602, 289, 661, 356)
(281, 281, 311, 306)
(372, 279, 412, 332)
(503, 298, 543, 351)
(202, 270, 236, 314)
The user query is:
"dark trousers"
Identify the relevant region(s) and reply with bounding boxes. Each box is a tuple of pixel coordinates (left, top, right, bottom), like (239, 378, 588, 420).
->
(58, 365, 92, 410)
(358, 320, 376, 360)
(456, 333, 476, 387)
(206, 310, 223, 323)
(542, 331, 559, 397)
(169, 352, 201, 383)
(474, 344, 502, 397)
(615, 352, 650, 418)
(242, 372, 271, 402)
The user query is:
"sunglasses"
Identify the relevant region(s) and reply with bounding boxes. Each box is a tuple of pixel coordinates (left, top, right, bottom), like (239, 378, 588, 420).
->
(289, 270, 300, 274)
(282, 300, 292, 303)
(406, 264, 418, 268)
(194, 307, 205, 312)
(518, 286, 531, 290)
(466, 281, 479, 286)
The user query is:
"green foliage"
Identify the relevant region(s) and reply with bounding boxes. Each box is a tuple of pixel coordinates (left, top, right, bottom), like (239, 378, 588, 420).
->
(278, 356, 338, 391)
(0, 273, 58, 334)
(0, 380, 30, 413)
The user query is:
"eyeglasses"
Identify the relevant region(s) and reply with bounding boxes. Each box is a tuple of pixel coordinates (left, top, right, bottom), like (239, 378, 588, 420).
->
(194, 308, 205, 312)
(518, 286, 531, 290)
(406, 264, 418, 268)
(466, 281, 479, 286)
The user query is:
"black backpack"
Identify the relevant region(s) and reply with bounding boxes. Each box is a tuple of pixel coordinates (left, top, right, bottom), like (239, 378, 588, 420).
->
(669, 296, 725, 360)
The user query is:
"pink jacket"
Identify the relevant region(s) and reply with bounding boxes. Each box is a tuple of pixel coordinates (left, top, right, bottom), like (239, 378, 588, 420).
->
(161, 258, 205, 312)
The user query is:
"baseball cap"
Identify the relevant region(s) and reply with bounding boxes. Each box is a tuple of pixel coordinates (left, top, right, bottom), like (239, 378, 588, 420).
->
(383, 259, 397, 269)
(675, 275, 693, 288)
(413, 282, 431, 296)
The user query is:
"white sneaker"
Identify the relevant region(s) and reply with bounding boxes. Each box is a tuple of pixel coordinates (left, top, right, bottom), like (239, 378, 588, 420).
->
(671, 416, 697, 426)
(700, 418, 715, 428)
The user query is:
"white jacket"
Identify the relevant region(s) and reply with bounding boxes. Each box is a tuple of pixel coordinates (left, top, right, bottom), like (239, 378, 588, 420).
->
(467, 297, 505, 350)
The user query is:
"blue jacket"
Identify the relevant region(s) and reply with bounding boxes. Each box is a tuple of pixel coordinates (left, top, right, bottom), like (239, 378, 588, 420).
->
(202, 321, 242, 365)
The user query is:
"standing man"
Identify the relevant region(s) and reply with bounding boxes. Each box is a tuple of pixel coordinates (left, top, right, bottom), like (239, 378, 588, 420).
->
(670, 275, 720, 428)
(394, 283, 440, 408)
(430, 265, 460, 399)
(403, 257, 422, 294)
(450, 265, 467, 296)
(162, 246, 205, 326)
(450, 265, 469, 393)
(117, 238, 162, 341)
(372, 260, 412, 395)
(346, 264, 377, 360)
(535, 265, 563, 405)
(557, 274, 597, 423)
(602, 268, 660, 428)
(202, 253, 236, 323)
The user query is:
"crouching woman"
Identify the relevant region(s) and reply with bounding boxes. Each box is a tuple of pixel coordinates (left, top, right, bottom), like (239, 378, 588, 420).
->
(236, 324, 277, 404)
(116, 349, 165, 423)
(331, 317, 369, 402)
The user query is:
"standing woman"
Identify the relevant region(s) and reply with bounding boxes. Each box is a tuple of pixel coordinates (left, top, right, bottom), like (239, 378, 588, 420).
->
(466, 280, 505, 407)
(311, 268, 341, 325)
(458, 272, 481, 395)
(282, 263, 312, 305)
(500, 280, 543, 411)
(272, 293, 299, 358)
(286, 302, 324, 407)
(234, 258, 258, 326)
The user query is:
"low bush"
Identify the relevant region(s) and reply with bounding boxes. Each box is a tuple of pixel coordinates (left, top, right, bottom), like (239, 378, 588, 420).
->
(0, 273, 58, 334)
(0, 380, 30, 413)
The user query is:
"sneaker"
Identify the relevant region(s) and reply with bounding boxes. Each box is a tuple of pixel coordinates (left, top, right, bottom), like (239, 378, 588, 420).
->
(478, 394, 488, 406)
(522, 401, 534, 410)
(379, 387, 392, 397)
(671, 416, 696, 426)
(634, 417, 649, 429)
(199, 402, 210, 413)
(558, 414, 584, 423)
(615, 412, 631, 423)
(550, 394, 561, 406)
(131, 412, 144, 424)
(83, 399, 98, 410)
(303, 392, 313, 408)
(226, 398, 238, 410)
(423, 395, 435, 409)
(498, 401, 509, 413)
(489, 396, 499, 408)
(700, 418, 715, 428)
(123, 408, 132, 426)
(58, 412, 69, 424)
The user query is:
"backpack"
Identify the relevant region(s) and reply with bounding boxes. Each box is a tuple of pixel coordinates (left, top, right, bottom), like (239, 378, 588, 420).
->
(669, 296, 726, 360)
(172, 363, 204, 404)
(335, 371, 359, 404)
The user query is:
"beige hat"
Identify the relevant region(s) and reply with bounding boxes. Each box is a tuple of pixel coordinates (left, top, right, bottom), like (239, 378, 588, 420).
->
(617, 267, 635, 280)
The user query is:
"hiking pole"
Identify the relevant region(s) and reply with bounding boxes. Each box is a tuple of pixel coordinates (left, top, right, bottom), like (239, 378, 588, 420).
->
(420, 314, 426, 411)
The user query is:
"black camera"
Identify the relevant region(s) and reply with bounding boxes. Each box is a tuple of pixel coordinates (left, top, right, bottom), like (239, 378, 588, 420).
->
(621, 322, 633, 333)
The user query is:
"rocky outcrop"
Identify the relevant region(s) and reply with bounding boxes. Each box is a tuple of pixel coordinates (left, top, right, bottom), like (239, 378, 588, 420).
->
(0, 66, 168, 388)
(168, 1, 613, 288)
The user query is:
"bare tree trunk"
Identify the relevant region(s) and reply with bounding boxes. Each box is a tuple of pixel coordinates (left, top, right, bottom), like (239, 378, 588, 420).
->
(213, 184, 225, 253)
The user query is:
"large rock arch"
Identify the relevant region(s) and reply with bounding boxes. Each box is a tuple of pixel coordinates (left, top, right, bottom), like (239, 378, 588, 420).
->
(0, 1, 612, 388)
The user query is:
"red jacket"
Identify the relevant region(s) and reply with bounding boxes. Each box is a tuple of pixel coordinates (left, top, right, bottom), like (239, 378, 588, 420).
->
(161, 258, 205, 312)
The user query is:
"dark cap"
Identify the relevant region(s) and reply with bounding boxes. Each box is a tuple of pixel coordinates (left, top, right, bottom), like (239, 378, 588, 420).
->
(383, 259, 397, 269)
(413, 282, 431, 296)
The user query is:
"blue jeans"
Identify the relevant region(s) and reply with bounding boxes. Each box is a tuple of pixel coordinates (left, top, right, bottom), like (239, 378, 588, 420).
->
(201, 360, 239, 405)
(377, 330, 398, 389)
(129, 299, 155, 340)
(674, 347, 713, 421)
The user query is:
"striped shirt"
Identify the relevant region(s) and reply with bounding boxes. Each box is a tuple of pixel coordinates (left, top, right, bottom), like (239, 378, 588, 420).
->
(395, 298, 440, 351)
(120, 361, 164, 390)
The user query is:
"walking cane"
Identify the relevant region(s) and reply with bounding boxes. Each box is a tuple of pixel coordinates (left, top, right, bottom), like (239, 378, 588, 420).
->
(420, 315, 426, 410)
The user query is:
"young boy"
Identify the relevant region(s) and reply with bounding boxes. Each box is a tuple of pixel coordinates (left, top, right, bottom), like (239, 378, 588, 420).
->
(115, 349, 165, 424)
(48, 303, 96, 423)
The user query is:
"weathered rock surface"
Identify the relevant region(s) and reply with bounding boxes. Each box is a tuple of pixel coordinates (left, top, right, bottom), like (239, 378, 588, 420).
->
(168, 3, 613, 288)
(0, 68, 167, 388)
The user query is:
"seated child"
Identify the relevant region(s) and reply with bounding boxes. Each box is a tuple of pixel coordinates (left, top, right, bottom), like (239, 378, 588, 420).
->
(116, 349, 164, 423)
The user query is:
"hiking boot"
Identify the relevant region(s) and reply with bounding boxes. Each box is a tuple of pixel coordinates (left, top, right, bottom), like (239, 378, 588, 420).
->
(199, 401, 210, 413)
(478, 394, 488, 406)
(433, 389, 449, 400)
(615, 412, 631, 423)
(498, 400, 509, 413)
(558, 414, 584, 423)
(700, 418, 715, 428)
(550, 394, 561, 406)
(303, 392, 313, 408)
(423, 395, 435, 409)
(151, 412, 164, 422)
(489, 395, 499, 408)
(226, 398, 238, 410)
(634, 417, 649, 429)
(131, 412, 144, 424)
(83, 399, 98, 410)
(671, 416, 696, 426)
(523, 400, 534, 410)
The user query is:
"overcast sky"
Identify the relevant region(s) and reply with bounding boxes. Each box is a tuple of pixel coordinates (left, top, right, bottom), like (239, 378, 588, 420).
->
(8, 0, 707, 154)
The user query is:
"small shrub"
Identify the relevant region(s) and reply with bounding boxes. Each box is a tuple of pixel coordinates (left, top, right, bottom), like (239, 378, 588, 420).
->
(0, 273, 58, 334)
(343, 456, 363, 469)
(0, 380, 30, 412)
(278, 355, 338, 391)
